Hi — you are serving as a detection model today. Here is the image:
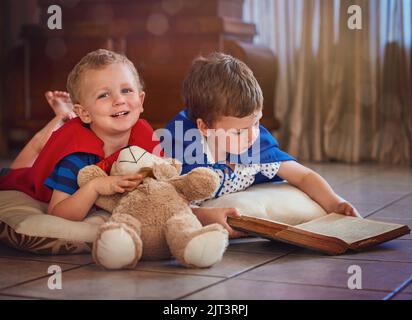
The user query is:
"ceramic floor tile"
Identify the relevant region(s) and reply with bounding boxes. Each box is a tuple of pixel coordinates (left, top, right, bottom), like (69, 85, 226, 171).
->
(294, 240, 412, 263)
(362, 170, 412, 188)
(0, 162, 410, 300)
(332, 187, 408, 207)
(304, 162, 386, 177)
(300, 165, 367, 187)
(0, 257, 79, 290)
(183, 278, 387, 300)
(392, 293, 412, 300)
(350, 203, 387, 217)
(135, 250, 281, 278)
(354, 201, 410, 218)
(399, 283, 412, 294)
(341, 177, 412, 193)
(394, 194, 412, 206)
(237, 254, 412, 292)
(309, 174, 365, 188)
(0, 243, 93, 265)
(367, 201, 412, 219)
(333, 174, 412, 191)
(2, 265, 223, 300)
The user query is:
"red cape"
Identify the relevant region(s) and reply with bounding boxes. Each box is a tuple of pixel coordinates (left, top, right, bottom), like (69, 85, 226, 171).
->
(0, 117, 162, 203)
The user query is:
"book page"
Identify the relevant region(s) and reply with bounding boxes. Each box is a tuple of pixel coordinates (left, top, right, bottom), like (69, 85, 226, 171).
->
(295, 213, 406, 244)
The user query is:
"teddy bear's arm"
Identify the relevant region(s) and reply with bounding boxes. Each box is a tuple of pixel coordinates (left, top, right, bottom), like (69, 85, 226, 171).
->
(77, 165, 123, 213)
(77, 165, 108, 187)
(169, 167, 221, 202)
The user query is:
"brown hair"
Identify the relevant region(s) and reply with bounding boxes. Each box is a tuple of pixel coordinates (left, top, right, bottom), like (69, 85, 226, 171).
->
(67, 49, 143, 104)
(182, 52, 263, 126)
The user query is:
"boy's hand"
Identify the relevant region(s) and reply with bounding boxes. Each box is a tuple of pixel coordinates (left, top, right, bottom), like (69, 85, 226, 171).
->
(192, 207, 248, 238)
(91, 173, 143, 196)
(333, 200, 359, 217)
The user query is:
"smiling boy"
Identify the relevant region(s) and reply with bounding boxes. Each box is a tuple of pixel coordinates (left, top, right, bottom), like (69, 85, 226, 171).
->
(0, 49, 160, 221)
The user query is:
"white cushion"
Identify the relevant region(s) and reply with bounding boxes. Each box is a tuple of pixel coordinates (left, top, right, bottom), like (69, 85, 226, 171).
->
(201, 182, 327, 225)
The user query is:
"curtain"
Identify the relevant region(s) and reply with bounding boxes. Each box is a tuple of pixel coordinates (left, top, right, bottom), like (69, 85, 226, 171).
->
(244, 0, 412, 165)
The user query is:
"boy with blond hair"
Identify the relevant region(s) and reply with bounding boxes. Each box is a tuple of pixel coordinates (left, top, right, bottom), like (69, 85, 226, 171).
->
(0, 50, 241, 230)
(1, 49, 157, 221)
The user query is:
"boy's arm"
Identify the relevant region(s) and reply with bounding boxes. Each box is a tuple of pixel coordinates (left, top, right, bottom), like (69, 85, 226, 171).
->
(48, 181, 100, 221)
(48, 173, 143, 221)
(276, 161, 357, 216)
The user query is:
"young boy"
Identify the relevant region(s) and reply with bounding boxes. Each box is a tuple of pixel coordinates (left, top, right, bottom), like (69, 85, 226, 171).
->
(0, 49, 240, 230)
(165, 52, 360, 235)
(0, 49, 157, 221)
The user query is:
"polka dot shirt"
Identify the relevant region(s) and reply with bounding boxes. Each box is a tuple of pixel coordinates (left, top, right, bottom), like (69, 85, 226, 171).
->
(194, 162, 281, 205)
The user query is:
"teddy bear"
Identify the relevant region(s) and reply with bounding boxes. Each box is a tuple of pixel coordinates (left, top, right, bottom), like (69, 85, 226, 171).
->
(77, 146, 229, 270)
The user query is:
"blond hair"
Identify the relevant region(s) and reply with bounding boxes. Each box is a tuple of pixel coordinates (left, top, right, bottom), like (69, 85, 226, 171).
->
(67, 49, 143, 104)
(182, 52, 263, 126)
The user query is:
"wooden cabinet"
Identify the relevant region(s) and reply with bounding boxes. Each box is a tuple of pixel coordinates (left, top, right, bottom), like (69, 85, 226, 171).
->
(4, 0, 279, 147)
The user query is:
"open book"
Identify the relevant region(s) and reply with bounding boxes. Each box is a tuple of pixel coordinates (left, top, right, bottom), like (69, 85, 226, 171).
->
(227, 213, 411, 255)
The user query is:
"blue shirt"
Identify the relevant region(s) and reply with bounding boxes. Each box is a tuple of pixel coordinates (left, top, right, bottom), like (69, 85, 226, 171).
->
(44, 152, 100, 195)
(0, 168, 10, 177)
(163, 109, 296, 185)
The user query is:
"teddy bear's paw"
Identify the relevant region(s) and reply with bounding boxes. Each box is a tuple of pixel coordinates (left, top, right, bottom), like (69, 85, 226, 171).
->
(93, 225, 142, 270)
(183, 228, 228, 268)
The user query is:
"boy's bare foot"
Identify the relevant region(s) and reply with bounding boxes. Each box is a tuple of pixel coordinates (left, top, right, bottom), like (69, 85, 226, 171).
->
(45, 91, 76, 121)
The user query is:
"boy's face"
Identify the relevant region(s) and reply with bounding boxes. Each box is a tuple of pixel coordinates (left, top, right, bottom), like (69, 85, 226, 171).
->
(74, 63, 144, 137)
(197, 109, 262, 157)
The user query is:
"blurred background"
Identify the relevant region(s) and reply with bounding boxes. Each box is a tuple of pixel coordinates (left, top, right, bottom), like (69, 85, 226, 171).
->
(0, 0, 411, 165)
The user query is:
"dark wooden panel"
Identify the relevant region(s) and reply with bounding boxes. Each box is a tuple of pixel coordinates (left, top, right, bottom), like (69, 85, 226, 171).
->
(4, 0, 279, 148)
(38, 0, 245, 24)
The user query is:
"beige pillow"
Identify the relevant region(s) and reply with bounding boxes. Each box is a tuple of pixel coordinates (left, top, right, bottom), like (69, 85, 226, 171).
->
(0, 182, 326, 255)
(201, 182, 327, 225)
(0, 190, 110, 254)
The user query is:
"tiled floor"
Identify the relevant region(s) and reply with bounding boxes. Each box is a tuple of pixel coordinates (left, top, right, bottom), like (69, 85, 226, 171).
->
(0, 162, 411, 300)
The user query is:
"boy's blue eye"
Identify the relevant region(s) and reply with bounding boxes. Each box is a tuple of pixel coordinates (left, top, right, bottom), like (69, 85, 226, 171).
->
(122, 88, 133, 93)
(97, 92, 109, 99)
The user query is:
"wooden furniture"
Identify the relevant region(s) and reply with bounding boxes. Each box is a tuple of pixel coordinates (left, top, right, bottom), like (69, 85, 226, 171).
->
(3, 0, 279, 148)
(0, 2, 8, 155)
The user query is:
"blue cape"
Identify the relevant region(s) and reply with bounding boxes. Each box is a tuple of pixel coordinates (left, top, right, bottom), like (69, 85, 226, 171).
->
(163, 109, 296, 184)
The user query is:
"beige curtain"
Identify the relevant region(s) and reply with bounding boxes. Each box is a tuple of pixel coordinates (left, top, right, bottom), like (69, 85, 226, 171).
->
(244, 0, 412, 165)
